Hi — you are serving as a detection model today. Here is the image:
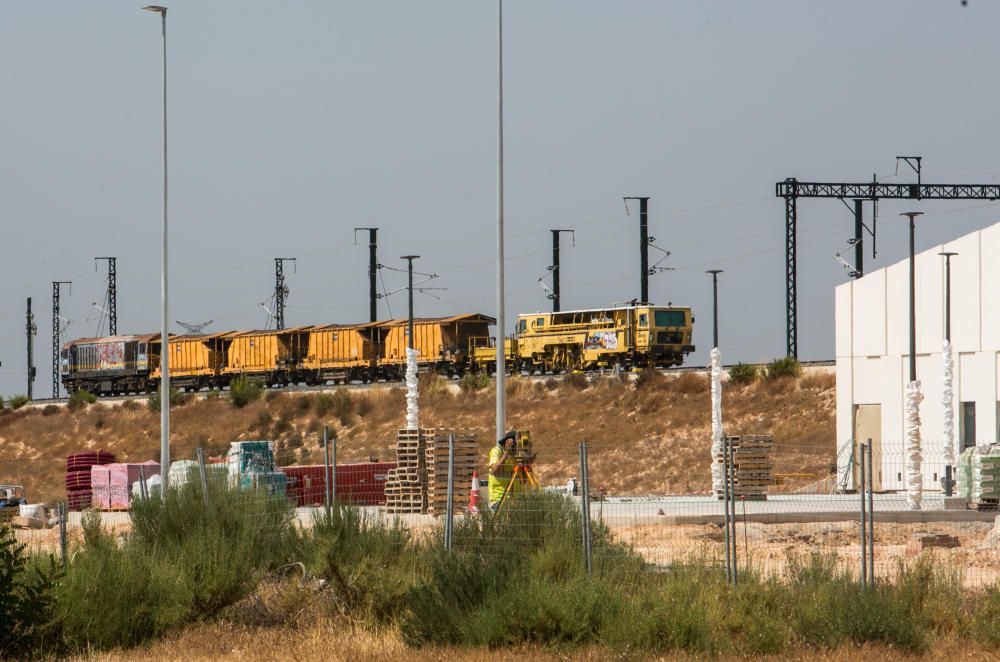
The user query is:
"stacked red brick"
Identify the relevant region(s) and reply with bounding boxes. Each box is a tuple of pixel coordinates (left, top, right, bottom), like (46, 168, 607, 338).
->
(65, 451, 115, 511)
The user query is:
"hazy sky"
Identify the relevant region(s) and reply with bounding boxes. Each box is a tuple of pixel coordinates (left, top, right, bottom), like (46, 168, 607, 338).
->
(2, 1, 998, 398)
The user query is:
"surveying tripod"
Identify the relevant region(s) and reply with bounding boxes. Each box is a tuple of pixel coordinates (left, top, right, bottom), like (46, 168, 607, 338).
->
(495, 460, 540, 513)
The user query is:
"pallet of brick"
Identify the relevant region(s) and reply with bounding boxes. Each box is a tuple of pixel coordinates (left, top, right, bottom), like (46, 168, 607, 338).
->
(713, 435, 774, 501)
(383, 429, 429, 514)
(424, 429, 479, 516)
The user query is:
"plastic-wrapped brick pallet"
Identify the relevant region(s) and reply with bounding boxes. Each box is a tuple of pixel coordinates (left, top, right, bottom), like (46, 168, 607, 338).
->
(65, 451, 115, 511)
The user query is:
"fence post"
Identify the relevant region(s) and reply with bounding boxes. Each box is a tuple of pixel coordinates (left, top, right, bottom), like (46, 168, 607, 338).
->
(445, 433, 455, 551)
(196, 447, 211, 510)
(58, 501, 68, 571)
(859, 441, 867, 588)
(330, 434, 337, 503)
(722, 435, 732, 585)
(579, 441, 593, 577)
(138, 465, 149, 501)
(323, 426, 331, 514)
(725, 437, 740, 586)
(867, 439, 875, 586)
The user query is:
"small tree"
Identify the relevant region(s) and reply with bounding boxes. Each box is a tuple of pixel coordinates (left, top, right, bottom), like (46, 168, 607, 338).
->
(68, 389, 98, 410)
(8, 395, 29, 411)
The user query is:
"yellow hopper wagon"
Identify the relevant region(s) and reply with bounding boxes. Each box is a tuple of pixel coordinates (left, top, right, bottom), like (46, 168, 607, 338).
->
(301, 323, 379, 384)
(378, 313, 496, 379)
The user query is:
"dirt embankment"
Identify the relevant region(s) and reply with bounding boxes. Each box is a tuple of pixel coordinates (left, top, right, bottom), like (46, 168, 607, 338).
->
(0, 372, 836, 504)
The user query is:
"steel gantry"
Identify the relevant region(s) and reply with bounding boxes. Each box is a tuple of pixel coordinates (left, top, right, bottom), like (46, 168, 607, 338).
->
(775, 166, 1000, 358)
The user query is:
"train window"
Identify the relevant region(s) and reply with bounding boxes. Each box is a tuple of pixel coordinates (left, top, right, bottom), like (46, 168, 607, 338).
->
(519, 319, 527, 333)
(654, 310, 686, 327)
(535, 317, 544, 328)
(638, 314, 648, 328)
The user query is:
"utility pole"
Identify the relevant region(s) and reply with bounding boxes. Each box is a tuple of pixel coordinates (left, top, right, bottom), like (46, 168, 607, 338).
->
(706, 270, 723, 349)
(95, 257, 118, 335)
(401, 255, 419, 349)
(902, 212, 923, 383)
(355, 227, 379, 322)
(548, 229, 574, 312)
(495, 0, 506, 444)
(852, 200, 864, 279)
(26, 298, 36, 400)
(623, 196, 651, 304)
(52, 281, 71, 398)
(273, 257, 296, 330)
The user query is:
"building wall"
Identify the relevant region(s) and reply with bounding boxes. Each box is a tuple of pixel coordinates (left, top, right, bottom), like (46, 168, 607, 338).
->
(835, 222, 1000, 490)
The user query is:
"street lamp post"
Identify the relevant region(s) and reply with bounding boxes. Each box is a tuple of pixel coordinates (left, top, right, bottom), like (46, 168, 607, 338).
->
(495, 0, 506, 444)
(706, 270, 723, 349)
(939, 250, 958, 497)
(902, 212, 924, 383)
(939, 252, 958, 343)
(401, 256, 419, 349)
(143, 5, 170, 487)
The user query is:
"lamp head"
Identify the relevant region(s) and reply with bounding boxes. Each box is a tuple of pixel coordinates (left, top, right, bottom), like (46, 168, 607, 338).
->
(142, 5, 166, 14)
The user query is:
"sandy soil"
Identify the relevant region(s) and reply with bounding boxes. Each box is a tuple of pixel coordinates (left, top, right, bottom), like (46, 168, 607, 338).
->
(0, 372, 836, 504)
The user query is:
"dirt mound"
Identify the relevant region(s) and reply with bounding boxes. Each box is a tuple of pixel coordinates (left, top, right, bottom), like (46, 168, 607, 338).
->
(0, 373, 835, 504)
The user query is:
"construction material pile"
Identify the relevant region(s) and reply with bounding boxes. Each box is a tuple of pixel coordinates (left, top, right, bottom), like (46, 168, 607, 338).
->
(957, 445, 1000, 508)
(92, 462, 161, 510)
(713, 435, 774, 501)
(384, 428, 479, 515)
(65, 451, 115, 511)
(425, 430, 478, 516)
(227, 441, 286, 497)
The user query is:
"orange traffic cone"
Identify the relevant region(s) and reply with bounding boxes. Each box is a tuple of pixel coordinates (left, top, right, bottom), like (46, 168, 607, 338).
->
(468, 470, 481, 514)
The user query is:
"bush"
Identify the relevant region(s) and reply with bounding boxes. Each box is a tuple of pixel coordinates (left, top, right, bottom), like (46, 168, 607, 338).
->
(56, 481, 298, 652)
(563, 373, 589, 390)
(634, 367, 663, 389)
(728, 363, 759, 385)
(318, 390, 354, 427)
(146, 386, 189, 413)
(0, 527, 58, 659)
(765, 356, 802, 380)
(229, 376, 263, 408)
(41, 405, 60, 416)
(67, 389, 98, 410)
(418, 372, 448, 397)
(120, 398, 140, 412)
(8, 395, 29, 410)
(459, 372, 490, 393)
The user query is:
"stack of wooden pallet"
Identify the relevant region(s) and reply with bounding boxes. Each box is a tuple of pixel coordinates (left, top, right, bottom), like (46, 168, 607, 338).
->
(383, 428, 427, 514)
(424, 429, 479, 516)
(714, 435, 774, 501)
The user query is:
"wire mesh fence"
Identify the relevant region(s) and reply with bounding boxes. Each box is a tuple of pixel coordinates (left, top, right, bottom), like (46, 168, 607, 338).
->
(4, 433, 1000, 589)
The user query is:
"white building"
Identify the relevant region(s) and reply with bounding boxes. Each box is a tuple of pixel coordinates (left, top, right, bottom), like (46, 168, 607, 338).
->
(835, 221, 1000, 491)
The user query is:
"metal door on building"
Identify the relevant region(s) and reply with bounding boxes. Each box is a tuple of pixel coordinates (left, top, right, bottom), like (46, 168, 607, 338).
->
(853, 404, 883, 491)
(960, 402, 977, 451)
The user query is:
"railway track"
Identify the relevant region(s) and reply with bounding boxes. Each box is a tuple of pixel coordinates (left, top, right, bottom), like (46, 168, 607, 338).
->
(27, 359, 835, 408)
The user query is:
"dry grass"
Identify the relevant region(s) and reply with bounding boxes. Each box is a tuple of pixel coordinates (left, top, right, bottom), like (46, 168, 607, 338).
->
(2, 372, 837, 503)
(67, 617, 1000, 662)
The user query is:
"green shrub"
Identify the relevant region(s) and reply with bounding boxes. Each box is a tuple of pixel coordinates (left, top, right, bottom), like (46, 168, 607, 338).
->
(728, 362, 759, 385)
(563, 373, 589, 390)
(973, 583, 1000, 646)
(317, 390, 354, 427)
(0, 527, 58, 659)
(8, 395, 29, 410)
(67, 389, 98, 410)
(459, 372, 490, 393)
(229, 376, 263, 408)
(146, 386, 189, 413)
(765, 356, 802, 380)
(0, 395, 4, 409)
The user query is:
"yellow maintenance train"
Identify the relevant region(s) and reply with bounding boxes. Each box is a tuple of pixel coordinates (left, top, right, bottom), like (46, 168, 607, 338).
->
(60, 305, 694, 395)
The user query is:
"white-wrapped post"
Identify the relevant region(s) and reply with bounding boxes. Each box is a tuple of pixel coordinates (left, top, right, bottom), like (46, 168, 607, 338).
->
(905, 379, 924, 510)
(941, 340, 955, 468)
(710, 348, 724, 496)
(405, 347, 420, 429)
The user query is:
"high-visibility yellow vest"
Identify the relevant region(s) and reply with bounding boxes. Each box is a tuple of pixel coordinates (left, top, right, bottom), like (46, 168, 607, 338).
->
(488, 445, 515, 505)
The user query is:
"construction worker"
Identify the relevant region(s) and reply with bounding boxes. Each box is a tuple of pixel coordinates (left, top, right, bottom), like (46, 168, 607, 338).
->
(488, 431, 517, 512)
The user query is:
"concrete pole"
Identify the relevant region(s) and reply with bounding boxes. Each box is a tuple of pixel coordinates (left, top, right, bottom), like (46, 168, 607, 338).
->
(495, 0, 506, 443)
(143, 5, 171, 488)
